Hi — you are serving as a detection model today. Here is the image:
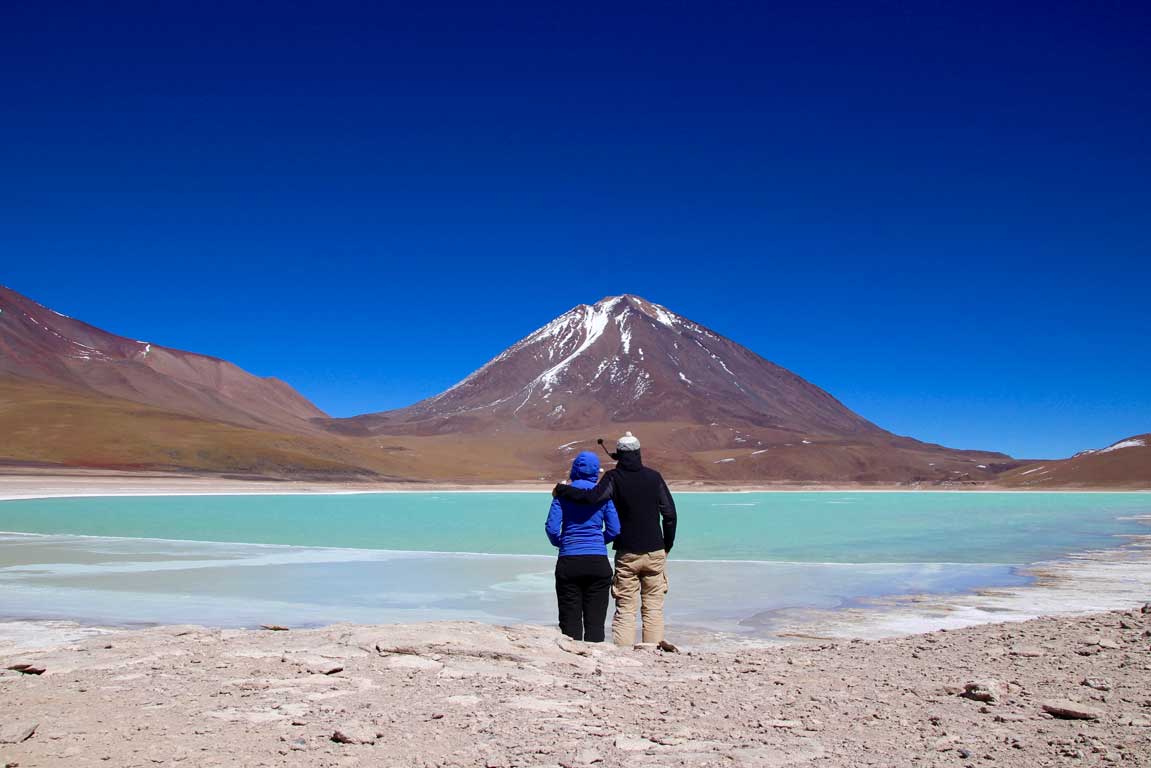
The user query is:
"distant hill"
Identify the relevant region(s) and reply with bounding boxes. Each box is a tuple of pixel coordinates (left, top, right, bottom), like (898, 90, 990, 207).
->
(998, 434, 1151, 489)
(0, 285, 326, 433)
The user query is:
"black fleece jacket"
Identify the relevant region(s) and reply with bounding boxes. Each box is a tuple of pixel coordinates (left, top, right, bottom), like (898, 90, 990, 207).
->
(552, 450, 677, 554)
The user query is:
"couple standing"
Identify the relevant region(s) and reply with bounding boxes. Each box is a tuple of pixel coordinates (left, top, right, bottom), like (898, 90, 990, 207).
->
(546, 432, 678, 645)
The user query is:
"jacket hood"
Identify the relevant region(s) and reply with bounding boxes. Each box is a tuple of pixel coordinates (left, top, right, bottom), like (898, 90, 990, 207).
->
(569, 451, 601, 481)
(617, 449, 643, 471)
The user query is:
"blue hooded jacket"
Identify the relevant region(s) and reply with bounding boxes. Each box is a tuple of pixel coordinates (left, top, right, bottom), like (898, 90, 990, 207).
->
(545, 451, 620, 556)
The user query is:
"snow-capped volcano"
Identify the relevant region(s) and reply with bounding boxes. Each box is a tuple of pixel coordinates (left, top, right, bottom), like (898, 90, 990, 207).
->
(343, 294, 884, 435)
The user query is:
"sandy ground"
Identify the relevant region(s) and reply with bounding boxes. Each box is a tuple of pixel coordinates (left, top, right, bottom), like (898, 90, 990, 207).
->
(0, 611, 1149, 767)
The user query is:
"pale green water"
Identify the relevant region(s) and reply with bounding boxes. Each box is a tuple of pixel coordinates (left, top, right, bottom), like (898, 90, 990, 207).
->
(0, 492, 1148, 638)
(0, 492, 1148, 563)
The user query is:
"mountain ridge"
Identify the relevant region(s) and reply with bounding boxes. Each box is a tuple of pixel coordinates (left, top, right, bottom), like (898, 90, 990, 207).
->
(3, 284, 1143, 487)
(0, 284, 327, 433)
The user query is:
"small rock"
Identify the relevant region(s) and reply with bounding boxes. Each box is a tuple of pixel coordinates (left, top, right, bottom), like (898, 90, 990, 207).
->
(331, 723, 379, 744)
(0, 721, 38, 744)
(1041, 700, 1103, 720)
(933, 736, 958, 752)
(961, 681, 1007, 704)
(994, 713, 1027, 723)
(260, 624, 290, 631)
(1081, 678, 1112, 692)
(560, 749, 603, 766)
(657, 640, 680, 653)
(613, 735, 655, 752)
(383, 655, 442, 671)
(309, 664, 344, 675)
(1141, 603, 1150, 615)
(1009, 645, 1045, 658)
(760, 719, 801, 729)
(5, 664, 45, 676)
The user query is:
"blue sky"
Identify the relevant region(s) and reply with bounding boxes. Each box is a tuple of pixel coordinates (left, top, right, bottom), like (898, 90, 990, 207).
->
(2, 1, 1148, 459)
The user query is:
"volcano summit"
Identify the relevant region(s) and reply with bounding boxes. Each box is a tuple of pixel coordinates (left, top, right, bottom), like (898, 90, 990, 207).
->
(339, 295, 880, 436)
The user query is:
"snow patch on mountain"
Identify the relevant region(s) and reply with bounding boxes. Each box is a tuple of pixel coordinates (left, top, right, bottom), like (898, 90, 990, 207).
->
(617, 313, 632, 354)
(535, 298, 618, 393)
(1097, 438, 1145, 454)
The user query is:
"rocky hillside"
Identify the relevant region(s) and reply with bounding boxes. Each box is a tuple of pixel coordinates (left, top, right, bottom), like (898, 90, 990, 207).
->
(999, 434, 1151, 489)
(0, 285, 326, 433)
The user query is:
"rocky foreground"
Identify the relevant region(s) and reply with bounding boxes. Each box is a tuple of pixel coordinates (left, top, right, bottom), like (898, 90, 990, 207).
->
(2, 611, 1150, 767)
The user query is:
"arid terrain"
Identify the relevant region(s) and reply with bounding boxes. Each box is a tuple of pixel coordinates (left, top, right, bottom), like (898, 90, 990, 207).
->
(4, 285, 1146, 488)
(2, 610, 1150, 767)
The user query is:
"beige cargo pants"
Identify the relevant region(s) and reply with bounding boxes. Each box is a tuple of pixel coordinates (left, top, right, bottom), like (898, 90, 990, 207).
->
(611, 550, 668, 646)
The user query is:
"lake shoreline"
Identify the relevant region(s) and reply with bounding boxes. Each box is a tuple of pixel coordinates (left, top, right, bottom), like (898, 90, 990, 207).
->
(1, 471, 1149, 500)
(1, 485, 1148, 653)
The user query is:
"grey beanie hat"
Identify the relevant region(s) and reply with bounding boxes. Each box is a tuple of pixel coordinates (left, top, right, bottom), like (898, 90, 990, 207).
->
(616, 431, 641, 452)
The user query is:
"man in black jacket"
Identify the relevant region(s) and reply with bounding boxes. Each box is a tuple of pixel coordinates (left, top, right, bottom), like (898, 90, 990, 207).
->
(552, 431, 677, 645)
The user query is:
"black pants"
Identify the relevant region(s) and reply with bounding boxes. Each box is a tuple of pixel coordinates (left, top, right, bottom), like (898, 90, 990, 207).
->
(555, 555, 613, 642)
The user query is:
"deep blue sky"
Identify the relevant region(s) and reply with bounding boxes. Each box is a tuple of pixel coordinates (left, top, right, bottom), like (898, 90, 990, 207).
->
(2, 1, 1149, 458)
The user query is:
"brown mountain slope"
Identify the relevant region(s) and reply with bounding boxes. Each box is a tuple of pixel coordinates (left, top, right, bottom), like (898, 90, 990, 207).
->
(0, 379, 541, 482)
(998, 434, 1151, 489)
(0, 285, 326, 433)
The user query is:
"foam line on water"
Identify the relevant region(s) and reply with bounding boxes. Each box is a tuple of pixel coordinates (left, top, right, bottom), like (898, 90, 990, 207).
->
(0, 530, 1024, 568)
(0, 531, 555, 561)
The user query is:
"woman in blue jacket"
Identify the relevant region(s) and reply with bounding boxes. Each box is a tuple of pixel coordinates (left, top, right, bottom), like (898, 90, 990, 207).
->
(545, 451, 621, 642)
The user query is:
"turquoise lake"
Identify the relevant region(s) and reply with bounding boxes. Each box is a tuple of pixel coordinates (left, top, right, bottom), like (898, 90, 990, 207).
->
(1, 492, 1149, 640)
